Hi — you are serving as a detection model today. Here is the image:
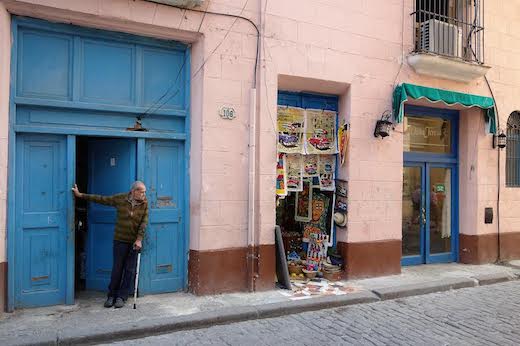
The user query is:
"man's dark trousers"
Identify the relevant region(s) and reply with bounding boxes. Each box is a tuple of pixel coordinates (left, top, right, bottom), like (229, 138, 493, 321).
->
(109, 240, 138, 300)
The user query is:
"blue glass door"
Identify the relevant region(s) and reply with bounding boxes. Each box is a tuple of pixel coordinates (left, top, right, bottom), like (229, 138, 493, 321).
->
(402, 162, 457, 265)
(402, 164, 425, 265)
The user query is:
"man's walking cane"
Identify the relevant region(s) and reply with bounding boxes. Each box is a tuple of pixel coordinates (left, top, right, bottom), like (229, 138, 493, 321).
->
(133, 251, 141, 309)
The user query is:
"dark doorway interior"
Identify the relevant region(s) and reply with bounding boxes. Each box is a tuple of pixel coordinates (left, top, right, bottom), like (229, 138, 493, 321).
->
(75, 136, 89, 292)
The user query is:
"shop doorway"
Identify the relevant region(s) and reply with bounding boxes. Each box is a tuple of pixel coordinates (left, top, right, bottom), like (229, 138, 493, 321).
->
(275, 91, 347, 283)
(402, 106, 459, 265)
(74, 137, 137, 292)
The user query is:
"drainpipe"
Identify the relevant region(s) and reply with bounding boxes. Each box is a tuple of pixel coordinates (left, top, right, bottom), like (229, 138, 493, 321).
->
(246, 0, 265, 292)
(247, 87, 258, 292)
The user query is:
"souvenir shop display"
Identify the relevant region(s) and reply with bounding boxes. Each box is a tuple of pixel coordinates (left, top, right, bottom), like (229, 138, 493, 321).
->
(334, 179, 348, 228)
(277, 106, 305, 154)
(276, 106, 349, 284)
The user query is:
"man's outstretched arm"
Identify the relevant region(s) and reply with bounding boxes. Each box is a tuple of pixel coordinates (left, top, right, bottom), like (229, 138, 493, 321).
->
(72, 183, 117, 206)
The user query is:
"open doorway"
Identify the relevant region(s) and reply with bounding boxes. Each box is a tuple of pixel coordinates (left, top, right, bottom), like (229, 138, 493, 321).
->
(275, 91, 349, 292)
(74, 137, 137, 294)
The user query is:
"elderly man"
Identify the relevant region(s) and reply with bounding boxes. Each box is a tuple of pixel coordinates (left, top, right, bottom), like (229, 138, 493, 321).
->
(72, 181, 149, 309)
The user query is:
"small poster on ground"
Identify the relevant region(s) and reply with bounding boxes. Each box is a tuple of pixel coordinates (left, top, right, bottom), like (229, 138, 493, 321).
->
(318, 155, 336, 191)
(276, 153, 287, 197)
(277, 106, 305, 154)
(286, 154, 303, 192)
(305, 109, 338, 155)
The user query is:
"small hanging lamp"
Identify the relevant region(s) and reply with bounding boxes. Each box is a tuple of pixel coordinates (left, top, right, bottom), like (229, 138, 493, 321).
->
(374, 110, 393, 138)
(493, 129, 507, 149)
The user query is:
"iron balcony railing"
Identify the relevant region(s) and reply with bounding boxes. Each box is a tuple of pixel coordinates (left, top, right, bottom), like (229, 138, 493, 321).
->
(412, 0, 485, 64)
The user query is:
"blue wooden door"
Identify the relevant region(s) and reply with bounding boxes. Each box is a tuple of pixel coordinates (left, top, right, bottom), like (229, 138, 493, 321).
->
(141, 140, 185, 293)
(14, 134, 68, 307)
(402, 162, 458, 265)
(86, 138, 136, 291)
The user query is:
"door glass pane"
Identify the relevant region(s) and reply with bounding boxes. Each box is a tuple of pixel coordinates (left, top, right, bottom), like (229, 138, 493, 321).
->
(429, 167, 452, 254)
(402, 166, 422, 256)
(404, 116, 451, 154)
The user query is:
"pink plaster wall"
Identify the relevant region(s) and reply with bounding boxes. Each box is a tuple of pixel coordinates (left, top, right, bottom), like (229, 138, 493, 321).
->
(0, 0, 520, 257)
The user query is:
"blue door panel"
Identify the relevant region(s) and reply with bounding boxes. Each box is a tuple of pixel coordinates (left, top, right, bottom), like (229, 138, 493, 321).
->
(15, 134, 68, 307)
(143, 48, 185, 109)
(142, 140, 184, 293)
(86, 138, 136, 291)
(16, 18, 187, 112)
(17, 30, 72, 99)
(81, 40, 135, 104)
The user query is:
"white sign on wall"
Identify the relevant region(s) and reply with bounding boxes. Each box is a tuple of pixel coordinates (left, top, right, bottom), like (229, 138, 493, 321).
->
(219, 106, 236, 120)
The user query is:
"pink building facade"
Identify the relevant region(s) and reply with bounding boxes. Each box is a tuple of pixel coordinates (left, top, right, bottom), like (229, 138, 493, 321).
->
(1, 0, 520, 312)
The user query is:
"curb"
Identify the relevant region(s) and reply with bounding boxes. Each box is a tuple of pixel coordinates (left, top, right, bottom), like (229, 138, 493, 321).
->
(11, 277, 520, 346)
(23, 291, 379, 346)
(471, 272, 517, 286)
(371, 277, 476, 300)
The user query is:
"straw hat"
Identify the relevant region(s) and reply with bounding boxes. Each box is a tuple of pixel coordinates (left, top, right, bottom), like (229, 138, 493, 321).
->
(333, 212, 347, 227)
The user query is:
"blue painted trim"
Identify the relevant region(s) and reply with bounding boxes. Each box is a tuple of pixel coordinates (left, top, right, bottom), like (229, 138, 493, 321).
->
(66, 135, 76, 304)
(7, 20, 19, 312)
(13, 97, 188, 117)
(182, 48, 191, 291)
(14, 17, 187, 51)
(13, 125, 187, 140)
(278, 91, 339, 112)
(137, 138, 145, 181)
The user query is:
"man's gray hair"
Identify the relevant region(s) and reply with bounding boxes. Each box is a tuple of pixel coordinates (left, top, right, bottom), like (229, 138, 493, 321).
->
(131, 180, 146, 191)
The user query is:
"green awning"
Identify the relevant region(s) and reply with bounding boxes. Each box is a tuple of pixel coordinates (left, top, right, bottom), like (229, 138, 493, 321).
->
(393, 83, 497, 134)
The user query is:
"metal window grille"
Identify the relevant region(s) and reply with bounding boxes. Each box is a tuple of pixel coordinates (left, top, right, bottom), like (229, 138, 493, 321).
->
(412, 0, 485, 64)
(506, 112, 520, 187)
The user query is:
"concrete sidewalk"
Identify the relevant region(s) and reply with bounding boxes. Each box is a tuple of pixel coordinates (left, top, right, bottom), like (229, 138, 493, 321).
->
(1, 263, 519, 346)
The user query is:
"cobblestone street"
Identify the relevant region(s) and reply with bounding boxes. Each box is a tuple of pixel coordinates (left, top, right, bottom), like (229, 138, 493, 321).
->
(104, 281, 520, 345)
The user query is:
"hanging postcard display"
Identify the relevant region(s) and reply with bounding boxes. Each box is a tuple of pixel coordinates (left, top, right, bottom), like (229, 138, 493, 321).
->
(294, 179, 313, 222)
(286, 154, 303, 192)
(276, 153, 287, 197)
(338, 122, 349, 166)
(302, 154, 319, 177)
(277, 106, 305, 154)
(304, 109, 337, 155)
(318, 155, 336, 191)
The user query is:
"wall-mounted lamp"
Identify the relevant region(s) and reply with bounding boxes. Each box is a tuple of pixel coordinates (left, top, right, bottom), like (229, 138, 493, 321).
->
(493, 129, 507, 149)
(374, 110, 393, 138)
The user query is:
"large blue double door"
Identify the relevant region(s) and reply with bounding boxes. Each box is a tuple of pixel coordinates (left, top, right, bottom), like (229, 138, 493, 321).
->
(14, 135, 186, 307)
(10, 17, 190, 310)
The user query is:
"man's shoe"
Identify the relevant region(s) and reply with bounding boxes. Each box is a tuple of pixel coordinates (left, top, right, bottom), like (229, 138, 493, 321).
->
(114, 297, 125, 309)
(104, 297, 115, 308)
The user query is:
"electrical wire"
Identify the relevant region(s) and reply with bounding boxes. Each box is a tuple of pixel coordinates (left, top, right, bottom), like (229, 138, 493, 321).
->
(392, 0, 406, 88)
(167, 3, 260, 86)
(139, 2, 260, 119)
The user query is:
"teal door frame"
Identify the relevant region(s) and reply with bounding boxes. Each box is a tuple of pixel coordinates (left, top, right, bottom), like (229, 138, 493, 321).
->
(402, 105, 459, 266)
